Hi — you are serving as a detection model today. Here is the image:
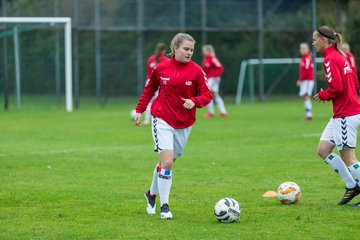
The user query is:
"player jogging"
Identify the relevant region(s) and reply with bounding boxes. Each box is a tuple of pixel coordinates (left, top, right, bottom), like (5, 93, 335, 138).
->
(134, 33, 212, 219)
(313, 26, 360, 206)
(202, 45, 227, 117)
(143, 43, 169, 125)
(296, 43, 314, 120)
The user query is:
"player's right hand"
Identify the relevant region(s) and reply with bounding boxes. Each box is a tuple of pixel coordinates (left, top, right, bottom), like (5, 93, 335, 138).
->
(314, 88, 324, 103)
(296, 80, 301, 87)
(134, 113, 142, 126)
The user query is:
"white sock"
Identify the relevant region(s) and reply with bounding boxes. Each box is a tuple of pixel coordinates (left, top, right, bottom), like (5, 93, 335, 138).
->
(215, 96, 227, 114)
(304, 99, 312, 117)
(207, 100, 215, 114)
(157, 167, 172, 206)
(325, 153, 357, 188)
(149, 164, 159, 195)
(348, 162, 360, 185)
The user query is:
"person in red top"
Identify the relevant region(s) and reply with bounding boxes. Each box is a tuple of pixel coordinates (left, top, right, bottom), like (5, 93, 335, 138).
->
(143, 43, 169, 125)
(296, 43, 314, 120)
(202, 45, 227, 117)
(134, 33, 212, 219)
(313, 26, 360, 206)
(342, 43, 357, 74)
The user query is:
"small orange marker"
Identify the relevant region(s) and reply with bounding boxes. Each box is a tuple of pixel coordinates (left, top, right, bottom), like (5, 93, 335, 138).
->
(262, 191, 278, 198)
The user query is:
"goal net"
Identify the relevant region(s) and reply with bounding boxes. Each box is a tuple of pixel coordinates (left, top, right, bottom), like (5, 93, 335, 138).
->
(0, 17, 73, 112)
(235, 57, 324, 104)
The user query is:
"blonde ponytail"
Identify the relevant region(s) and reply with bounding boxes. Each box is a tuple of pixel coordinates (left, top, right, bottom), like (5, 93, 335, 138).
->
(334, 32, 345, 55)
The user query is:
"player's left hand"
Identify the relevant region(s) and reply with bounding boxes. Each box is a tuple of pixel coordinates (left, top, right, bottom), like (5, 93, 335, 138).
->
(134, 112, 142, 126)
(182, 98, 195, 109)
(314, 88, 324, 103)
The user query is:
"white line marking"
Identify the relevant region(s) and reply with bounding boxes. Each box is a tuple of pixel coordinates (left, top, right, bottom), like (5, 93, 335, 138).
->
(0, 133, 322, 157)
(302, 133, 321, 138)
(0, 145, 148, 157)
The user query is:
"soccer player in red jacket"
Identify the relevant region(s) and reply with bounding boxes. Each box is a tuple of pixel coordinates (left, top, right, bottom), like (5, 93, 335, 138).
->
(342, 43, 357, 74)
(313, 26, 360, 206)
(143, 43, 169, 125)
(296, 43, 314, 120)
(202, 45, 227, 117)
(134, 33, 212, 219)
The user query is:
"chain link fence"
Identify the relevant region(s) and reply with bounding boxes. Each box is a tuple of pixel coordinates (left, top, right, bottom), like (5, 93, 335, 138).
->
(0, 0, 314, 108)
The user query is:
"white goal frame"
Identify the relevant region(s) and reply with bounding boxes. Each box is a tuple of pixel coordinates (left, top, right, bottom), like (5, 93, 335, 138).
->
(235, 57, 324, 104)
(0, 17, 73, 112)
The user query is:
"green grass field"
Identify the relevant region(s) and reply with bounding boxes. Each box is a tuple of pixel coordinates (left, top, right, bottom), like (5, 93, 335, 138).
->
(1, 97, 360, 240)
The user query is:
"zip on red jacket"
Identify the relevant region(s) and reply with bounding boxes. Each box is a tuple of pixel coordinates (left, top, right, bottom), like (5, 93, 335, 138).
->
(146, 55, 169, 80)
(299, 53, 314, 81)
(202, 55, 223, 78)
(136, 57, 212, 129)
(318, 45, 360, 118)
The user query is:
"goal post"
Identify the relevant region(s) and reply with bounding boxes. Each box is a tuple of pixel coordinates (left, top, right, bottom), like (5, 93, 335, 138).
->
(235, 57, 324, 104)
(0, 17, 73, 112)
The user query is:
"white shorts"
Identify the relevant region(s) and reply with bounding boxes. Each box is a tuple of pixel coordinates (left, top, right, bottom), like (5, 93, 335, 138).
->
(208, 77, 221, 93)
(320, 114, 360, 151)
(299, 80, 314, 97)
(151, 117, 192, 159)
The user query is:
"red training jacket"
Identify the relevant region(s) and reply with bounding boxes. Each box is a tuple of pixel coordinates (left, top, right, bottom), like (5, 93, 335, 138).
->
(318, 45, 360, 118)
(146, 55, 169, 79)
(136, 57, 212, 129)
(346, 52, 357, 74)
(299, 53, 314, 81)
(202, 55, 223, 78)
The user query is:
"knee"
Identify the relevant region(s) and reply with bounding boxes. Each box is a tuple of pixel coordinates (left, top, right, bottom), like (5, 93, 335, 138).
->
(161, 159, 173, 169)
(317, 146, 331, 159)
(340, 150, 357, 166)
(160, 151, 174, 169)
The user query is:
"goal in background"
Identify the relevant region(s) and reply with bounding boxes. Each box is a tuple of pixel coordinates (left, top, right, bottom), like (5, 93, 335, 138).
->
(0, 17, 73, 112)
(235, 57, 324, 104)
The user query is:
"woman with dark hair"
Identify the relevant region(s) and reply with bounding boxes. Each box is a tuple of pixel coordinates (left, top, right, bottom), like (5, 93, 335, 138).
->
(143, 43, 169, 125)
(313, 26, 360, 206)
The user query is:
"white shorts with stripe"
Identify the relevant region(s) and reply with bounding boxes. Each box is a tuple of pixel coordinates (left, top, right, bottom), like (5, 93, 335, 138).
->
(208, 77, 221, 93)
(320, 114, 360, 151)
(299, 80, 314, 97)
(151, 117, 192, 159)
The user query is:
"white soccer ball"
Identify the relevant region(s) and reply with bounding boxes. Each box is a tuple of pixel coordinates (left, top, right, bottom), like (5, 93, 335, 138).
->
(214, 197, 241, 223)
(277, 181, 301, 204)
(130, 109, 136, 120)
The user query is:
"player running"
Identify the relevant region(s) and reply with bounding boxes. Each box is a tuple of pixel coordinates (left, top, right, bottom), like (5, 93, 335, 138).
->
(143, 43, 169, 125)
(134, 33, 212, 219)
(202, 44, 227, 118)
(313, 26, 360, 206)
(296, 43, 314, 120)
